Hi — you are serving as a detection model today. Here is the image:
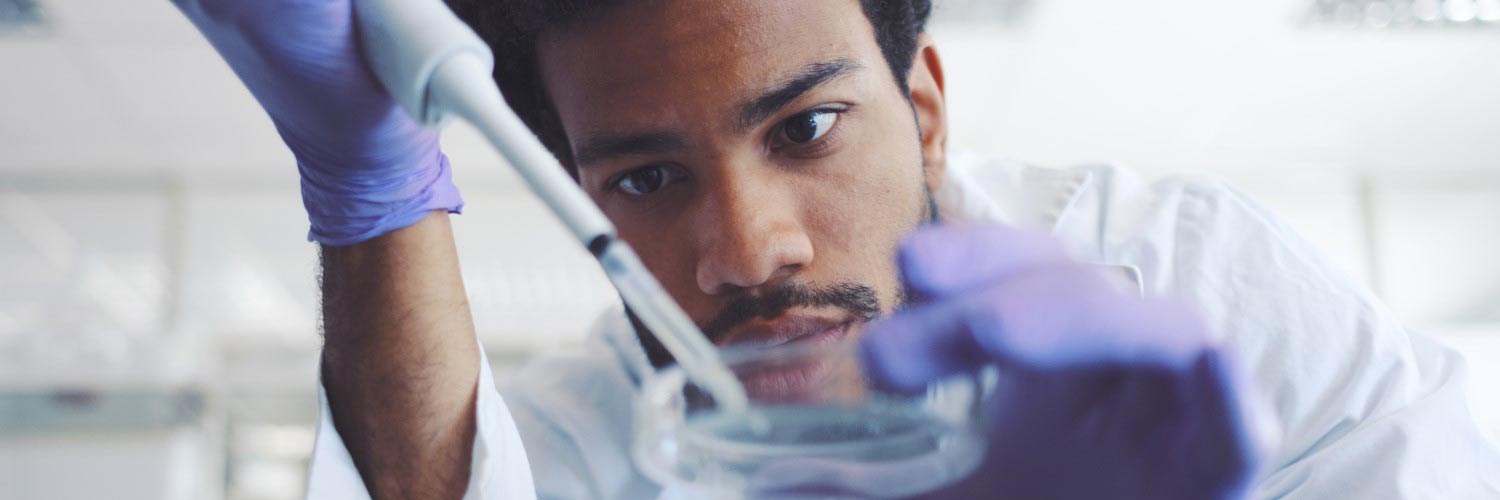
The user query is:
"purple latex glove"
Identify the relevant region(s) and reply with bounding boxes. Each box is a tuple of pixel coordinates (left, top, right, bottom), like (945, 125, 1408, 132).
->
(859, 223, 1263, 500)
(173, 0, 462, 245)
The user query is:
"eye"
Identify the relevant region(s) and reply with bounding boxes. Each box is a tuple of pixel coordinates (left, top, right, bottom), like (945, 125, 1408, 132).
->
(615, 164, 678, 196)
(781, 109, 838, 144)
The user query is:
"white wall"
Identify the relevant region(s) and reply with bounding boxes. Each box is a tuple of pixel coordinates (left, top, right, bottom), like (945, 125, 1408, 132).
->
(937, 0, 1500, 175)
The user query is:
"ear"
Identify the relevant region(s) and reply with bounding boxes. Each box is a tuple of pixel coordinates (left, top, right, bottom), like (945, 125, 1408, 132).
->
(907, 34, 948, 195)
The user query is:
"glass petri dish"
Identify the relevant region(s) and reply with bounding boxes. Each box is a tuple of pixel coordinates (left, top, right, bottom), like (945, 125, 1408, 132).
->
(633, 338, 986, 498)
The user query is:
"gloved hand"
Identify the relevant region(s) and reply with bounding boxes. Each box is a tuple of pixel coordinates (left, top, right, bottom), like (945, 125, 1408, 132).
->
(859, 223, 1266, 500)
(173, 0, 461, 245)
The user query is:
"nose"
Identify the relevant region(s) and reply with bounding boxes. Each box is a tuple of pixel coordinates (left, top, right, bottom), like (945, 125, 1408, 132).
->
(693, 175, 814, 295)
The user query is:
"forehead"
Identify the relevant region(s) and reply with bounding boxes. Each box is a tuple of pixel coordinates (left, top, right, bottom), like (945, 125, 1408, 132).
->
(536, 0, 882, 141)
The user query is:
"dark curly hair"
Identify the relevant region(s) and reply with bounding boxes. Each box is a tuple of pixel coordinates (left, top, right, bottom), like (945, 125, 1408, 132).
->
(445, 0, 934, 170)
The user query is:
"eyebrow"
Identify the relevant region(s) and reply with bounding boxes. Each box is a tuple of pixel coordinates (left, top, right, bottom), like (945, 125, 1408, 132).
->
(573, 130, 691, 168)
(736, 58, 863, 132)
(570, 58, 863, 168)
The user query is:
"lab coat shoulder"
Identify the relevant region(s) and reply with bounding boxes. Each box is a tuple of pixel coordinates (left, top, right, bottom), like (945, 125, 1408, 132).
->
(1044, 163, 1500, 499)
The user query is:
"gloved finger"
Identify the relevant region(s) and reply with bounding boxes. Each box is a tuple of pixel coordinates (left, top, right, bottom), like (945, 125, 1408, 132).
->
(1183, 350, 1261, 498)
(970, 285, 1209, 372)
(898, 223, 1071, 301)
(860, 297, 986, 393)
(863, 265, 1210, 392)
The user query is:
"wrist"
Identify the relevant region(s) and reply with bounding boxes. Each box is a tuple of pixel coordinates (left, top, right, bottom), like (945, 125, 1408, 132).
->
(300, 148, 464, 246)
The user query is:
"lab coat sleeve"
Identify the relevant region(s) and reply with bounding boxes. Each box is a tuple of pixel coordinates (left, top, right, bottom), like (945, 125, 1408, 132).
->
(304, 341, 537, 499)
(1067, 165, 1500, 499)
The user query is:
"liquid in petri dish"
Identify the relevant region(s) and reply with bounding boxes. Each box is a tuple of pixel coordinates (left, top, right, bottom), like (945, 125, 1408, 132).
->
(665, 404, 981, 496)
(688, 404, 934, 451)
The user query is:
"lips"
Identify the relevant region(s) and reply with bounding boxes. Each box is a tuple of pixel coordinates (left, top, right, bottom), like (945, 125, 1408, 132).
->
(719, 313, 852, 349)
(720, 318, 855, 402)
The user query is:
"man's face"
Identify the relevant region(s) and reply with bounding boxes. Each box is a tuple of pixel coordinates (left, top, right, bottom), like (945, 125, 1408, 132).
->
(538, 0, 947, 360)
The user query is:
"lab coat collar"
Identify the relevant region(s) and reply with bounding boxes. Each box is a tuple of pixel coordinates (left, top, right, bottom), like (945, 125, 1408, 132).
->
(935, 151, 1094, 235)
(936, 153, 1130, 278)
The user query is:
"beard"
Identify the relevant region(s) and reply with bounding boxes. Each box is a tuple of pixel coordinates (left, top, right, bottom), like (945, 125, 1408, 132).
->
(628, 182, 937, 368)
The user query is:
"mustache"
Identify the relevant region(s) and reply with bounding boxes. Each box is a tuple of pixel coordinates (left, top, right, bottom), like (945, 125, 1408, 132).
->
(700, 281, 882, 343)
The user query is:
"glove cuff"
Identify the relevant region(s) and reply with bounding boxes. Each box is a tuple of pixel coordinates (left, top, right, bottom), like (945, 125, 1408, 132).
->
(300, 150, 464, 246)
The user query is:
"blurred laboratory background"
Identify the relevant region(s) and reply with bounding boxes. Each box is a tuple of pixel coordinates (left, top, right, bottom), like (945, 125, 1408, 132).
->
(1, 0, 1498, 498)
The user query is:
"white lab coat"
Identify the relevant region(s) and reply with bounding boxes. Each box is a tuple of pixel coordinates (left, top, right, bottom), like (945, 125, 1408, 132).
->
(305, 154, 1500, 499)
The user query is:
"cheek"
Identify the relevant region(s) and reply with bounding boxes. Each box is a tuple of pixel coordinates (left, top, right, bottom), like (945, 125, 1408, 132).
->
(600, 200, 714, 315)
(801, 119, 926, 310)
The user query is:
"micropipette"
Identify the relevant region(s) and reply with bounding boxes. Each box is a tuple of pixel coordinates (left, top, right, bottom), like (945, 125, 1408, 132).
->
(351, 0, 748, 411)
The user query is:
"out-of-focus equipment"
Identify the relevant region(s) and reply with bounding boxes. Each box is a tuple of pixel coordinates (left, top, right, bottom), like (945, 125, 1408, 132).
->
(0, 0, 48, 35)
(1306, 0, 1500, 28)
